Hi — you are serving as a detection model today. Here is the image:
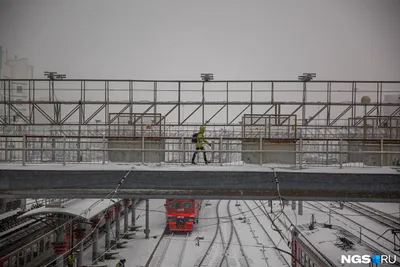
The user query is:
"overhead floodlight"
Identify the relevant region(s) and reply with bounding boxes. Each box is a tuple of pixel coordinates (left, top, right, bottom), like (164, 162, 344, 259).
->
(298, 73, 316, 82)
(201, 73, 214, 81)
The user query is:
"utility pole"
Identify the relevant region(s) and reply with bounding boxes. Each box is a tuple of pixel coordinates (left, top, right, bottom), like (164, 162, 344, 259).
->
(298, 73, 316, 126)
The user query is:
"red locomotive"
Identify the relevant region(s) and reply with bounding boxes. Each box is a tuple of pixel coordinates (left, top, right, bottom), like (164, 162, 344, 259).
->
(165, 199, 201, 232)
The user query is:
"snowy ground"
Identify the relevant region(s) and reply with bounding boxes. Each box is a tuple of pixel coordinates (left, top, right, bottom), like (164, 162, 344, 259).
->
(72, 199, 399, 267)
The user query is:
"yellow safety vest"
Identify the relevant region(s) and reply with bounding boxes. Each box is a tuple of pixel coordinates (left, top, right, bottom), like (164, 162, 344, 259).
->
(67, 255, 74, 264)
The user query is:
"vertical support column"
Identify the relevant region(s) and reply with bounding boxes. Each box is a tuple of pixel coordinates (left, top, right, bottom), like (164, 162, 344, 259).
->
(62, 135, 66, 165)
(145, 199, 150, 239)
(226, 82, 229, 125)
(326, 82, 331, 125)
(4, 137, 8, 162)
(123, 199, 130, 233)
(178, 82, 181, 125)
(54, 224, 66, 267)
(22, 135, 26, 165)
(380, 138, 384, 167)
(131, 199, 136, 227)
(259, 137, 263, 165)
(299, 138, 303, 169)
(250, 82, 253, 118)
(129, 81, 133, 118)
(202, 81, 205, 125)
(74, 222, 85, 267)
(91, 218, 99, 264)
(20, 198, 26, 211)
(105, 209, 112, 251)
(181, 136, 185, 166)
(339, 138, 343, 169)
(302, 81, 307, 125)
(154, 81, 157, 123)
(291, 201, 296, 210)
(141, 135, 145, 164)
(298, 201, 303, 215)
(102, 135, 106, 164)
(219, 136, 223, 166)
(115, 203, 121, 241)
(271, 81, 274, 104)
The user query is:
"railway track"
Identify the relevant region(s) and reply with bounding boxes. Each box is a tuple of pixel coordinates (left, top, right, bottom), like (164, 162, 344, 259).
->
(153, 232, 189, 267)
(345, 202, 400, 228)
(245, 201, 290, 267)
(309, 201, 400, 258)
(218, 200, 250, 267)
(197, 200, 222, 267)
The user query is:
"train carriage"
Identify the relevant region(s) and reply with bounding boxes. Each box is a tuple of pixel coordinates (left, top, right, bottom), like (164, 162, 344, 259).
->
(165, 199, 201, 232)
(291, 223, 400, 267)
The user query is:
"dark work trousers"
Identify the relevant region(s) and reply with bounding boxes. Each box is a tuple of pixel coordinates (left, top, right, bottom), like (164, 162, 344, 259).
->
(192, 147, 208, 163)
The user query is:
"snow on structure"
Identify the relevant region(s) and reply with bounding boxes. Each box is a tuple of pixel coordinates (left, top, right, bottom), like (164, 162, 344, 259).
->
(0, 162, 398, 174)
(292, 222, 400, 266)
(19, 198, 119, 220)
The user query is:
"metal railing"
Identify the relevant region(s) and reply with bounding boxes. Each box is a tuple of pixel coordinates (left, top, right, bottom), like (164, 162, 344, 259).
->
(0, 135, 399, 169)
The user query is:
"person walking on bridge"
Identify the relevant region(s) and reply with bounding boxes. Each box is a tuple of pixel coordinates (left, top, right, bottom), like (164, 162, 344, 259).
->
(192, 125, 211, 164)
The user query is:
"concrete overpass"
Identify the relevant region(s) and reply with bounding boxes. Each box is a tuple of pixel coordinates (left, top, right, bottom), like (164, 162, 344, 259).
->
(1, 163, 399, 202)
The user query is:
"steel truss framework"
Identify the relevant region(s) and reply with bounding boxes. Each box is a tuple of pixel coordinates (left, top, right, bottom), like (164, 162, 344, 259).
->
(1, 79, 399, 140)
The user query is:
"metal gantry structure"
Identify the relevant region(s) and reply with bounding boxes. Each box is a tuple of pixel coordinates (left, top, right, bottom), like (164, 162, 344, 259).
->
(0, 78, 399, 165)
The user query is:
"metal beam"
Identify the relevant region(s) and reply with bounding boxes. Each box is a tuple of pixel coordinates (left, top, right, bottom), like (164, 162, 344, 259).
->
(252, 105, 275, 125)
(34, 104, 55, 124)
(329, 105, 353, 126)
(180, 104, 202, 125)
(84, 104, 106, 124)
(109, 104, 132, 124)
(2, 101, 399, 106)
(305, 105, 327, 126)
(154, 104, 178, 125)
(228, 104, 250, 125)
(379, 106, 400, 127)
(9, 104, 31, 124)
(132, 104, 155, 125)
(353, 106, 378, 127)
(1, 169, 399, 202)
(279, 105, 302, 125)
(60, 104, 81, 124)
(205, 104, 227, 124)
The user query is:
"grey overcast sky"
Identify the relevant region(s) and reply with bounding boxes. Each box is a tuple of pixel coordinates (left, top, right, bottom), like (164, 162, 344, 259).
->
(1, 0, 400, 81)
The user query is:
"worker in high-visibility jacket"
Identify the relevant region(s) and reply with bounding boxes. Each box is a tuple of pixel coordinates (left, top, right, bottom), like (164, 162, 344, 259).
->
(192, 125, 211, 164)
(67, 254, 74, 267)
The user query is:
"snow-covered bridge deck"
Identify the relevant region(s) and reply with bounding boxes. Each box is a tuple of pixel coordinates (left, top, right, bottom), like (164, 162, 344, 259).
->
(1, 162, 399, 202)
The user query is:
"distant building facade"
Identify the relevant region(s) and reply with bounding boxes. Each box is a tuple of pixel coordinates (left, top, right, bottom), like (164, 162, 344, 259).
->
(0, 45, 33, 123)
(0, 45, 33, 214)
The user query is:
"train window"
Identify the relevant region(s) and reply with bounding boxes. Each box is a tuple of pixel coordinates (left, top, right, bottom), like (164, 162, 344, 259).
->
(168, 202, 180, 208)
(11, 255, 16, 267)
(26, 247, 32, 263)
(300, 250, 305, 265)
(39, 239, 44, 253)
(45, 237, 50, 250)
(3, 260, 9, 267)
(182, 202, 193, 208)
(18, 250, 25, 266)
(33, 243, 38, 258)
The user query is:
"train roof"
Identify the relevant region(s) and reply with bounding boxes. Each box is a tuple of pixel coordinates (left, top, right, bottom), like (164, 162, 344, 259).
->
(293, 223, 400, 266)
(18, 199, 120, 221)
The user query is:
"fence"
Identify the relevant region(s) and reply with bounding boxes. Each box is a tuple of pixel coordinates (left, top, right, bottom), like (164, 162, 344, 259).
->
(0, 136, 399, 168)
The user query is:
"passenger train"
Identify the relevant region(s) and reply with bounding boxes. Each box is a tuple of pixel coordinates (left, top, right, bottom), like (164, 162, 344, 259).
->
(291, 223, 400, 267)
(0, 201, 123, 267)
(165, 199, 201, 232)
